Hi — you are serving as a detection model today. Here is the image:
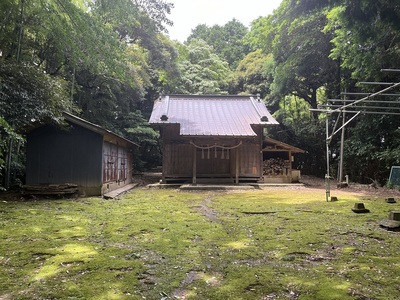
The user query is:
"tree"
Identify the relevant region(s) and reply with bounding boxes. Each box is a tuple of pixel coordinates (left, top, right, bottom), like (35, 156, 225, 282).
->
(324, 0, 400, 184)
(325, 0, 400, 81)
(267, 93, 327, 177)
(343, 115, 400, 184)
(175, 39, 231, 94)
(228, 50, 274, 96)
(64, 0, 177, 174)
(244, 0, 341, 177)
(188, 19, 250, 70)
(133, 0, 174, 32)
(122, 110, 162, 170)
(0, 0, 176, 188)
(83, 0, 178, 165)
(0, 62, 72, 188)
(275, 9, 339, 110)
(241, 0, 400, 183)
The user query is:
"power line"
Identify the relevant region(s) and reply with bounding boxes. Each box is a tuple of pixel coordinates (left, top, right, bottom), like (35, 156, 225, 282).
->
(310, 72, 400, 201)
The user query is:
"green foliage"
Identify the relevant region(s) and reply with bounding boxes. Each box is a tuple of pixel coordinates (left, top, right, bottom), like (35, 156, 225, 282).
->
(123, 111, 162, 170)
(245, 8, 285, 54)
(243, 1, 342, 177)
(0, 62, 72, 188)
(228, 50, 274, 96)
(344, 115, 400, 184)
(0, 0, 176, 189)
(274, 95, 312, 128)
(0, 117, 21, 186)
(144, 34, 180, 94)
(0, 62, 72, 129)
(1, 188, 400, 299)
(175, 39, 232, 94)
(321, 1, 400, 183)
(188, 19, 250, 70)
(132, 0, 174, 32)
(89, 0, 178, 91)
(268, 93, 327, 176)
(273, 9, 339, 109)
(325, 0, 400, 81)
(2, 0, 400, 187)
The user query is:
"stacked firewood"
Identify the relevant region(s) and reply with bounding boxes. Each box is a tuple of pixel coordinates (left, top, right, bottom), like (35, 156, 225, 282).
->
(263, 158, 287, 175)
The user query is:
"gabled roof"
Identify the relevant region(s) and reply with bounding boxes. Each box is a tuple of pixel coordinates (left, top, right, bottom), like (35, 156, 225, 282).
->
(148, 94, 279, 137)
(262, 137, 305, 153)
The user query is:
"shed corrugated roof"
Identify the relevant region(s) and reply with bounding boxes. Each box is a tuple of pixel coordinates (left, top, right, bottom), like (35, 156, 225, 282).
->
(262, 137, 305, 153)
(149, 95, 279, 136)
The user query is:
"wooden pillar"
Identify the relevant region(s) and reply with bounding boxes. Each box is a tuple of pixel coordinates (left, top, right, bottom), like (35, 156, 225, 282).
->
(260, 128, 264, 180)
(161, 144, 166, 184)
(192, 144, 197, 185)
(288, 150, 292, 182)
(235, 147, 240, 184)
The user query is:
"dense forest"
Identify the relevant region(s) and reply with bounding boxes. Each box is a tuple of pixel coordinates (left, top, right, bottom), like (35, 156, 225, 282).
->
(1, 0, 400, 190)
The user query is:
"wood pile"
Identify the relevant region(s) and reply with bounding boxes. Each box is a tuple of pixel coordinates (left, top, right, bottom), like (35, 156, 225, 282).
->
(263, 158, 288, 176)
(23, 183, 78, 195)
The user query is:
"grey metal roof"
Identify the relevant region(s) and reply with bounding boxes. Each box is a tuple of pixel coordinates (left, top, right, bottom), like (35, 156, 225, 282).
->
(149, 95, 279, 136)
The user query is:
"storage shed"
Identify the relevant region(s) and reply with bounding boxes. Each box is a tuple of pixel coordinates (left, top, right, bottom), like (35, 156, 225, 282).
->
(25, 112, 137, 196)
(262, 137, 305, 183)
(149, 94, 279, 184)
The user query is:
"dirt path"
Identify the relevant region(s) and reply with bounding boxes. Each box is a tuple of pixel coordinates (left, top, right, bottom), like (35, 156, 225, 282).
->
(196, 194, 221, 223)
(171, 194, 223, 299)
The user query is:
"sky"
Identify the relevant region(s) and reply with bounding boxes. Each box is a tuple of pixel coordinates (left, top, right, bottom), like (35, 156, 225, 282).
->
(166, 0, 283, 42)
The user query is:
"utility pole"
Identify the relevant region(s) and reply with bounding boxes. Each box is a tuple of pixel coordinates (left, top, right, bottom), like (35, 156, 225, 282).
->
(338, 93, 346, 183)
(311, 70, 400, 201)
(325, 113, 330, 202)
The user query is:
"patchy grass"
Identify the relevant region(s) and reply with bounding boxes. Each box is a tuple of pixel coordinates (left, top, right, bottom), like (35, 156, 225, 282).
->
(1, 187, 400, 299)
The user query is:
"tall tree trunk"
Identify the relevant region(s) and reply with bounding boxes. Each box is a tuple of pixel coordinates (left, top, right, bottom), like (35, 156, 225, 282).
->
(16, 0, 25, 63)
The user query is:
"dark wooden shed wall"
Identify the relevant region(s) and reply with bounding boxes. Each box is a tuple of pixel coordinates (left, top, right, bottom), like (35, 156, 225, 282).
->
(26, 124, 104, 195)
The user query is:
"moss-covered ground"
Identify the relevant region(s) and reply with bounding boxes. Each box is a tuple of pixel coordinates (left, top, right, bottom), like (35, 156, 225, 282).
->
(1, 187, 400, 299)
